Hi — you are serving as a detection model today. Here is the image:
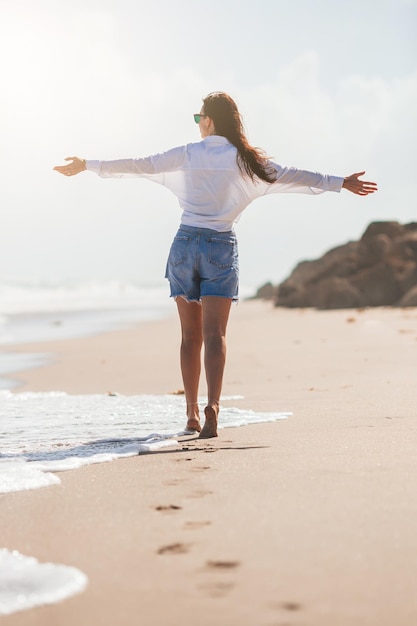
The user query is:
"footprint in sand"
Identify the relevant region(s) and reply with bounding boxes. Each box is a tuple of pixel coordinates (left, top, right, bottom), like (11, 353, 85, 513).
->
(197, 561, 240, 598)
(271, 601, 303, 612)
(281, 601, 303, 612)
(198, 581, 235, 598)
(186, 489, 213, 499)
(180, 444, 218, 453)
(206, 560, 240, 570)
(184, 521, 211, 530)
(164, 479, 186, 486)
(157, 543, 190, 555)
(155, 505, 182, 512)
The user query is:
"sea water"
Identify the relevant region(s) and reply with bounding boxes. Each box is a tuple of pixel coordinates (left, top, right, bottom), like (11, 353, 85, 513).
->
(0, 396, 289, 618)
(0, 278, 255, 387)
(0, 390, 290, 494)
(0, 278, 291, 494)
(0, 278, 289, 490)
(0, 279, 174, 388)
(0, 279, 289, 615)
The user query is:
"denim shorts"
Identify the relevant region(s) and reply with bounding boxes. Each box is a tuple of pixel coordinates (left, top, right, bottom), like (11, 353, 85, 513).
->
(165, 225, 239, 302)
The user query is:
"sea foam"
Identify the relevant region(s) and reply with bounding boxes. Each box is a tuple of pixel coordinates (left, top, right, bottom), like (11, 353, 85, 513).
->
(0, 549, 88, 615)
(1, 392, 290, 616)
(0, 391, 290, 494)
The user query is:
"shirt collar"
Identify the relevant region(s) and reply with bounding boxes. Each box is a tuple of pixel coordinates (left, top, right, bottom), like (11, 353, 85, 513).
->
(202, 135, 231, 145)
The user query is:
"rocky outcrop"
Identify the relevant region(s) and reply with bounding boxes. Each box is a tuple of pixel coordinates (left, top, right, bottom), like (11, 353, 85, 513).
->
(252, 282, 278, 300)
(272, 221, 417, 308)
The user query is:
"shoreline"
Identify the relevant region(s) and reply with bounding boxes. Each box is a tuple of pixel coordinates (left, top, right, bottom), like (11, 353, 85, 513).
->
(4, 301, 417, 411)
(0, 305, 175, 391)
(2, 301, 417, 624)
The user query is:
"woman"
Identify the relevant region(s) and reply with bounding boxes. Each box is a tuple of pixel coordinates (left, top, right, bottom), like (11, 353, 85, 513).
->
(54, 91, 377, 438)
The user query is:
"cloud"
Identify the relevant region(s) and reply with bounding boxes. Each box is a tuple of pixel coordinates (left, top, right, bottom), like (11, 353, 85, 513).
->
(0, 3, 416, 286)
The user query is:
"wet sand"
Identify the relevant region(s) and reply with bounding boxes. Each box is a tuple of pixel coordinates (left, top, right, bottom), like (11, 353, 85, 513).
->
(2, 301, 417, 625)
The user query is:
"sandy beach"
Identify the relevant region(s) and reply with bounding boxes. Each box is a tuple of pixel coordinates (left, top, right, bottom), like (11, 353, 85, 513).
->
(2, 300, 417, 625)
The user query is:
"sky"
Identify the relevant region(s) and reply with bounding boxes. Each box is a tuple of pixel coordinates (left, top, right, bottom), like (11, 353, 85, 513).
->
(1, 0, 416, 291)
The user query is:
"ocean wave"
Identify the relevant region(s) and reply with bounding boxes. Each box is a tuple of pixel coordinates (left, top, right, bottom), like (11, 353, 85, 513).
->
(0, 279, 170, 315)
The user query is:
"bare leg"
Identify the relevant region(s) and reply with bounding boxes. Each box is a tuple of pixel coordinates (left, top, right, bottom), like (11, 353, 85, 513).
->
(176, 298, 203, 432)
(199, 296, 233, 439)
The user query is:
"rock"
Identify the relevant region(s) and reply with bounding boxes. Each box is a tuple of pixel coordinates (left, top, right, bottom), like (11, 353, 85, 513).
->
(306, 277, 362, 309)
(350, 261, 403, 306)
(283, 242, 359, 285)
(252, 282, 277, 300)
(271, 221, 417, 309)
(360, 221, 406, 242)
(398, 285, 417, 307)
(357, 233, 392, 267)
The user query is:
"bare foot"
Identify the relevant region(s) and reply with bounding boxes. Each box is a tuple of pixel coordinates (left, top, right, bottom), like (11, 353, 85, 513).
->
(186, 417, 201, 433)
(199, 405, 218, 439)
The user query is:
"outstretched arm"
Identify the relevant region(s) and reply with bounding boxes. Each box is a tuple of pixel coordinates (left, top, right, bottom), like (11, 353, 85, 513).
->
(53, 157, 86, 176)
(342, 171, 378, 196)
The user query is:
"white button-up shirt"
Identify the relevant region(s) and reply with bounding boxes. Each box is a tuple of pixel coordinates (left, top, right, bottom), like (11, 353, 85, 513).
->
(86, 136, 344, 232)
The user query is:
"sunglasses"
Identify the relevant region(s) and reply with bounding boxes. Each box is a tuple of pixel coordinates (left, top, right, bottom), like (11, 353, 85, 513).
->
(193, 113, 208, 124)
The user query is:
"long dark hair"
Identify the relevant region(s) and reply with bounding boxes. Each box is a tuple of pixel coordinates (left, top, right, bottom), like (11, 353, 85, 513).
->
(202, 92, 277, 184)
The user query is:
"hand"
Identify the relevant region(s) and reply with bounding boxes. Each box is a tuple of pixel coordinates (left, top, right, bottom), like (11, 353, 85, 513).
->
(342, 171, 378, 196)
(53, 157, 86, 176)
